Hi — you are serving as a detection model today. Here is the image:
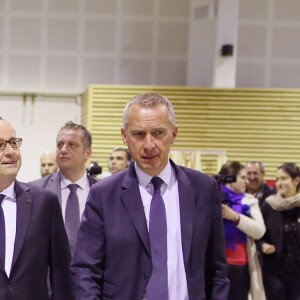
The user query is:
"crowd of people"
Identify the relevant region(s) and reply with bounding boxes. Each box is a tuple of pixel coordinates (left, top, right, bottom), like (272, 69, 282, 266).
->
(0, 92, 299, 299)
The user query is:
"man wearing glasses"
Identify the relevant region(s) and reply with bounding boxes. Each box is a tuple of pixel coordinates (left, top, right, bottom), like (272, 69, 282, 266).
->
(0, 117, 74, 300)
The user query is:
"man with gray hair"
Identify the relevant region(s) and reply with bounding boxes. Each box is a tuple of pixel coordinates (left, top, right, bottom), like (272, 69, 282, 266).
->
(71, 92, 229, 300)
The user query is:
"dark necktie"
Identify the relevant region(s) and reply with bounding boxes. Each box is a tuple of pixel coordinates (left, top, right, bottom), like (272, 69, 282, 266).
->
(65, 184, 80, 256)
(0, 194, 5, 265)
(147, 177, 168, 300)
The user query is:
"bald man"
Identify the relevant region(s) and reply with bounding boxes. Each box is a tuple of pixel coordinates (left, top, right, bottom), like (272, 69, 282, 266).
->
(40, 150, 58, 177)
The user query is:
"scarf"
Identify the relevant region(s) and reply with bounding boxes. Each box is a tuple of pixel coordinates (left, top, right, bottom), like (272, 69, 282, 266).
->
(266, 192, 300, 211)
(220, 185, 249, 250)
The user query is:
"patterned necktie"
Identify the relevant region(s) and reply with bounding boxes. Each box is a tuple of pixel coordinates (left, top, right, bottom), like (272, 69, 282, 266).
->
(0, 194, 5, 265)
(147, 177, 168, 300)
(65, 184, 80, 256)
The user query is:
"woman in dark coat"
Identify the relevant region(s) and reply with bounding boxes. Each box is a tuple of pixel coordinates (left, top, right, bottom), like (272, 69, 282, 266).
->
(257, 162, 300, 300)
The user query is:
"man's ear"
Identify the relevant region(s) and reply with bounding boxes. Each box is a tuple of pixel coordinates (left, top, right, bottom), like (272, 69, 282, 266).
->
(85, 147, 92, 161)
(171, 126, 178, 144)
(121, 128, 128, 145)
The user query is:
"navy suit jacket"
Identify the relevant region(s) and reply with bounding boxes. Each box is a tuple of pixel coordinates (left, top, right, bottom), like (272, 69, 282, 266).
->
(71, 160, 229, 300)
(0, 181, 73, 300)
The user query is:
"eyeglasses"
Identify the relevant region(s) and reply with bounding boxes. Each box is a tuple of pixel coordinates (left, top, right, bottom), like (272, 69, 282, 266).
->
(0, 138, 22, 151)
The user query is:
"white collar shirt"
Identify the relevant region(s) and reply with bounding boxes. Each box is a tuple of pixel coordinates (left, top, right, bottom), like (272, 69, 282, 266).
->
(135, 161, 189, 300)
(1, 182, 17, 277)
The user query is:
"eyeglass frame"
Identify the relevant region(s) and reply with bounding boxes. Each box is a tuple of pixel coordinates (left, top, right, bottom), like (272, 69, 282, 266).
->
(0, 138, 23, 151)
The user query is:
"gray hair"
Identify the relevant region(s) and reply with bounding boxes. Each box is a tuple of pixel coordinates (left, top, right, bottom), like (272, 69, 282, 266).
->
(123, 92, 176, 128)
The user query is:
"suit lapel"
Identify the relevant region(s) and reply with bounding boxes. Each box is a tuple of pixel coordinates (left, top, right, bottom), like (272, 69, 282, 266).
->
(46, 172, 62, 205)
(121, 166, 151, 257)
(11, 181, 32, 270)
(172, 162, 196, 267)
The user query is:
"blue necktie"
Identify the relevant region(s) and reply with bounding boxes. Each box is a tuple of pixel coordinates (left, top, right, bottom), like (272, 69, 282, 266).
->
(147, 177, 168, 300)
(65, 184, 80, 256)
(0, 194, 5, 265)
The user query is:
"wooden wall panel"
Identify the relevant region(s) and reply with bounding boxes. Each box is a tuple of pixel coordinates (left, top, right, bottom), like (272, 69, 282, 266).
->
(81, 86, 300, 180)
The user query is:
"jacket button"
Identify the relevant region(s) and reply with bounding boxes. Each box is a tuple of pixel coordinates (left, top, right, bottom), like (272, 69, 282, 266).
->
(8, 285, 13, 292)
(143, 273, 148, 280)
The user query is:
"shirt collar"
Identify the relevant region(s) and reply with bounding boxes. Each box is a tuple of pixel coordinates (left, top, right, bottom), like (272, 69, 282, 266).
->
(1, 181, 16, 201)
(60, 172, 88, 190)
(134, 161, 172, 188)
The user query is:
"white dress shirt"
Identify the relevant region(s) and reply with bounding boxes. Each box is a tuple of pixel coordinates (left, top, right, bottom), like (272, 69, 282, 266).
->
(1, 182, 17, 277)
(135, 161, 189, 300)
(60, 173, 90, 221)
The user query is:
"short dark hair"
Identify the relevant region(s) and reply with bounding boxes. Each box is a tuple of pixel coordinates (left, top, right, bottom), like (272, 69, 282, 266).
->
(58, 121, 92, 148)
(219, 161, 245, 176)
(111, 147, 132, 165)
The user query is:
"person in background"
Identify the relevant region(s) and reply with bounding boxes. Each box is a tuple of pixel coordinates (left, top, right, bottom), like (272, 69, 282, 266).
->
(40, 150, 57, 177)
(71, 92, 229, 299)
(256, 162, 300, 300)
(246, 161, 275, 207)
(108, 147, 131, 174)
(218, 161, 266, 300)
(0, 117, 73, 299)
(30, 121, 97, 256)
(97, 147, 132, 180)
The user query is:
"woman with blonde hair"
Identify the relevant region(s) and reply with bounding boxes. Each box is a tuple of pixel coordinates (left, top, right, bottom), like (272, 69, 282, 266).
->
(257, 162, 300, 300)
(218, 161, 266, 300)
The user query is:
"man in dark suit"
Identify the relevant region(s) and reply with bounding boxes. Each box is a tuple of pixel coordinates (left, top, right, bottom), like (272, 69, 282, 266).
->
(0, 117, 73, 300)
(30, 121, 97, 255)
(71, 92, 229, 299)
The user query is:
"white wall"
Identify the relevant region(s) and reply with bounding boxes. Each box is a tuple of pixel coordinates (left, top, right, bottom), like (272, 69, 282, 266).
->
(187, 0, 300, 88)
(0, 0, 190, 92)
(0, 0, 300, 90)
(237, 0, 300, 88)
(1, 95, 80, 181)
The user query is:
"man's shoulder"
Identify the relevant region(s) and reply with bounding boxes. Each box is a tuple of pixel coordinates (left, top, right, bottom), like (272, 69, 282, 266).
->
(88, 175, 98, 186)
(91, 167, 133, 193)
(175, 163, 212, 179)
(29, 173, 58, 187)
(16, 180, 59, 202)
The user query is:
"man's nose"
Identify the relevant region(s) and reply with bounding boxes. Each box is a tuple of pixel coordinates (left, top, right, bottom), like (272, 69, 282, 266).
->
(3, 142, 15, 153)
(60, 144, 68, 151)
(143, 134, 155, 149)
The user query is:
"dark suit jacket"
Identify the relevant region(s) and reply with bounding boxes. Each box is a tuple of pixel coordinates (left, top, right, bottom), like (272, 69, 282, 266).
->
(0, 181, 73, 300)
(258, 183, 276, 207)
(29, 172, 97, 206)
(71, 160, 229, 300)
